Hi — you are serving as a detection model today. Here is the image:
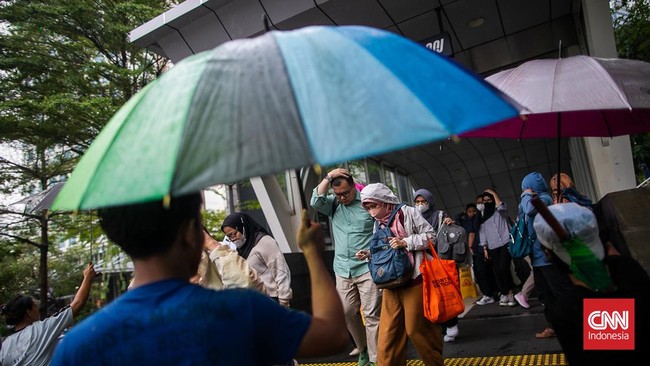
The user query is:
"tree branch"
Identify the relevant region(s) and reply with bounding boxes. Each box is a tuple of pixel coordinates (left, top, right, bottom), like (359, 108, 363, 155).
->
(0, 232, 44, 249)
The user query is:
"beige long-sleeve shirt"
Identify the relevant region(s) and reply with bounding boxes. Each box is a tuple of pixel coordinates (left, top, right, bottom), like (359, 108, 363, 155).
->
(246, 235, 293, 302)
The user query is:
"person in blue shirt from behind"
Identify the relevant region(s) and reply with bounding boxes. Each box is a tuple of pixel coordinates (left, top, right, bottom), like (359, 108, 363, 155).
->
(519, 172, 573, 339)
(52, 193, 347, 365)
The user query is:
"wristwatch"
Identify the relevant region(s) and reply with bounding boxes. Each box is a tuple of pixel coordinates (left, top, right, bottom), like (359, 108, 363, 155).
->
(325, 175, 333, 183)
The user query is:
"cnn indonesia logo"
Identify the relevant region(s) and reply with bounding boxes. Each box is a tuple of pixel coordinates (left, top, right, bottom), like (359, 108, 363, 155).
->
(584, 299, 635, 350)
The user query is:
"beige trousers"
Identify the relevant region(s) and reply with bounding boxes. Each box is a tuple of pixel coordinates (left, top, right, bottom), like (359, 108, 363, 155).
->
(336, 272, 382, 362)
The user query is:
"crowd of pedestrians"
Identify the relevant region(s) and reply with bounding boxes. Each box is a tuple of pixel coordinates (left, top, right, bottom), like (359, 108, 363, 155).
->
(1, 169, 647, 366)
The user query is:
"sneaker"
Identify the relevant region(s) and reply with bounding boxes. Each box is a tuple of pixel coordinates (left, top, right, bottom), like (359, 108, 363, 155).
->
(514, 292, 530, 309)
(499, 294, 508, 306)
(349, 348, 360, 357)
(443, 334, 456, 342)
(446, 325, 459, 338)
(358, 349, 369, 366)
(507, 293, 516, 307)
(476, 295, 495, 305)
(367, 363, 377, 366)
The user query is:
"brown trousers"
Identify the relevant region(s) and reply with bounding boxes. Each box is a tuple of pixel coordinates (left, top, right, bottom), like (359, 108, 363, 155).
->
(377, 281, 444, 365)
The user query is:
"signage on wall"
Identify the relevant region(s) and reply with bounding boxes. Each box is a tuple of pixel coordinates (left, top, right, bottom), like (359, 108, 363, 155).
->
(421, 32, 452, 56)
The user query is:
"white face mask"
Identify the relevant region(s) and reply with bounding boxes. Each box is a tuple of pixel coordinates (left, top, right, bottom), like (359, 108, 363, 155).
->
(476, 203, 485, 213)
(233, 233, 246, 248)
(416, 203, 429, 213)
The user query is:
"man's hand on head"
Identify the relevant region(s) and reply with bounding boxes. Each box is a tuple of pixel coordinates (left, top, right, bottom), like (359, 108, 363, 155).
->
(327, 168, 350, 181)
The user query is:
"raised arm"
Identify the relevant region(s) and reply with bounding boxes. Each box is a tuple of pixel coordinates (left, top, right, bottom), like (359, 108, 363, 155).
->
(70, 263, 96, 317)
(295, 209, 347, 357)
(316, 168, 349, 195)
(484, 188, 502, 206)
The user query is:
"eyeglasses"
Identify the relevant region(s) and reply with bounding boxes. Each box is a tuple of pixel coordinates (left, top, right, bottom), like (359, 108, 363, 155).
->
(224, 230, 239, 240)
(335, 187, 354, 198)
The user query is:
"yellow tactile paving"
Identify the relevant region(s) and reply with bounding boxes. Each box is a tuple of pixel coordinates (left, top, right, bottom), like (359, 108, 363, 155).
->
(299, 353, 567, 366)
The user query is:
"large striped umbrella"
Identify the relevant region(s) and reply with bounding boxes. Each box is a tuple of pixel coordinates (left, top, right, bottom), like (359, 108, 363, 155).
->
(53, 25, 521, 211)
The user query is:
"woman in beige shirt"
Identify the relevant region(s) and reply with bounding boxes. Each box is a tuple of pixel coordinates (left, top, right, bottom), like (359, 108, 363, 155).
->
(221, 213, 293, 307)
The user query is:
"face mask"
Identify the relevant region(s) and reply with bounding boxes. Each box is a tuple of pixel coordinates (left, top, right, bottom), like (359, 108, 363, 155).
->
(476, 203, 485, 213)
(416, 203, 429, 213)
(233, 233, 246, 248)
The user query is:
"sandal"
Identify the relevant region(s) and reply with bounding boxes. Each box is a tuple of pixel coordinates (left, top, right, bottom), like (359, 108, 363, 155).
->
(535, 327, 556, 339)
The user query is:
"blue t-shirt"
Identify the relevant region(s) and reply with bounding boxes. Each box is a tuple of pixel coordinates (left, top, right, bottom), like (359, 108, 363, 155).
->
(51, 279, 311, 366)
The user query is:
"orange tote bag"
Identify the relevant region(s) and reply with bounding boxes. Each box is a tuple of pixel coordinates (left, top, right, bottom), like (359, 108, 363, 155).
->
(420, 239, 465, 323)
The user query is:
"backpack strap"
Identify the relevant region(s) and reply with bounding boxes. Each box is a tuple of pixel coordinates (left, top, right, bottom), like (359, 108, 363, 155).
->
(331, 199, 339, 216)
(373, 203, 404, 233)
(386, 203, 404, 225)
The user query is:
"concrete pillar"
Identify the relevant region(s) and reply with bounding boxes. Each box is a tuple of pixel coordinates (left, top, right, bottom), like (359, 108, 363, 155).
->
(577, 0, 636, 199)
(250, 174, 302, 253)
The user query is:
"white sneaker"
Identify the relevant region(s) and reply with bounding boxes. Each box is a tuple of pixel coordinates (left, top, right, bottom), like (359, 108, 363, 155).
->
(507, 293, 517, 307)
(476, 295, 495, 305)
(446, 325, 459, 338)
(499, 294, 508, 306)
(348, 347, 360, 356)
(444, 334, 456, 342)
(514, 292, 530, 309)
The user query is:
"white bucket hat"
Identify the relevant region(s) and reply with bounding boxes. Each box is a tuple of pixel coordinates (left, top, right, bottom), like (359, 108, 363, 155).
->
(533, 202, 604, 266)
(360, 183, 400, 204)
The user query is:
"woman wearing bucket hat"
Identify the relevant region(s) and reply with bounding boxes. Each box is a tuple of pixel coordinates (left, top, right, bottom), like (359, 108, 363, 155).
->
(534, 203, 650, 365)
(356, 183, 443, 366)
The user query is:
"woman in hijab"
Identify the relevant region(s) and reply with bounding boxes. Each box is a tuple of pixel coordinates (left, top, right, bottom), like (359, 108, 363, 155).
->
(519, 172, 574, 339)
(413, 189, 459, 342)
(477, 189, 517, 307)
(221, 213, 292, 307)
(356, 183, 443, 366)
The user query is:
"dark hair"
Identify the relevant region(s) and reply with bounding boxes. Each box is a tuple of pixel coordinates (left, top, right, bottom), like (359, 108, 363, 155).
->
(1, 295, 33, 326)
(465, 203, 477, 210)
(331, 175, 354, 188)
(98, 193, 202, 259)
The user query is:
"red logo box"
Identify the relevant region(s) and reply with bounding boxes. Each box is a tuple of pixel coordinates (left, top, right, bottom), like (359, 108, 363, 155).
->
(583, 298, 634, 350)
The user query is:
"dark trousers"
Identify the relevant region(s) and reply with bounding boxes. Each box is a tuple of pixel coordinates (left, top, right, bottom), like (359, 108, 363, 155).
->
(472, 253, 497, 298)
(533, 264, 574, 328)
(488, 245, 515, 295)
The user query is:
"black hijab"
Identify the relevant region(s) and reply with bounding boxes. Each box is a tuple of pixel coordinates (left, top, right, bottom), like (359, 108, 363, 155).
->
(480, 192, 497, 223)
(221, 212, 271, 259)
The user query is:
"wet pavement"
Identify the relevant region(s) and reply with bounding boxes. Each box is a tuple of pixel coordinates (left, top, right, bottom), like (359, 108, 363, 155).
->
(297, 296, 565, 365)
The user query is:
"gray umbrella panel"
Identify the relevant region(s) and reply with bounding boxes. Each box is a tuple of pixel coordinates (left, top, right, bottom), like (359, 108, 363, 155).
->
(12, 182, 65, 213)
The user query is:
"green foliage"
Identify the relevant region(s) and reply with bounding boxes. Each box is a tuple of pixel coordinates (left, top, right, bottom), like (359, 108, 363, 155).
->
(202, 209, 228, 241)
(0, 0, 179, 321)
(612, 0, 650, 183)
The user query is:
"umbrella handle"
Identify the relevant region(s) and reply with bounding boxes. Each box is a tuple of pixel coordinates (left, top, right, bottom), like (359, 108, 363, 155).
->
(531, 197, 570, 241)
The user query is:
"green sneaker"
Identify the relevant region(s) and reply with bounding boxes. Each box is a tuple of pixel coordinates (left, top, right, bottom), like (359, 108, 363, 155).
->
(367, 363, 377, 366)
(358, 349, 369, 366)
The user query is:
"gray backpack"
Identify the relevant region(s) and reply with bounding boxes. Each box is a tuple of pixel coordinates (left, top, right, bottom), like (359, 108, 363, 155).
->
(435, 211, 470, 265)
